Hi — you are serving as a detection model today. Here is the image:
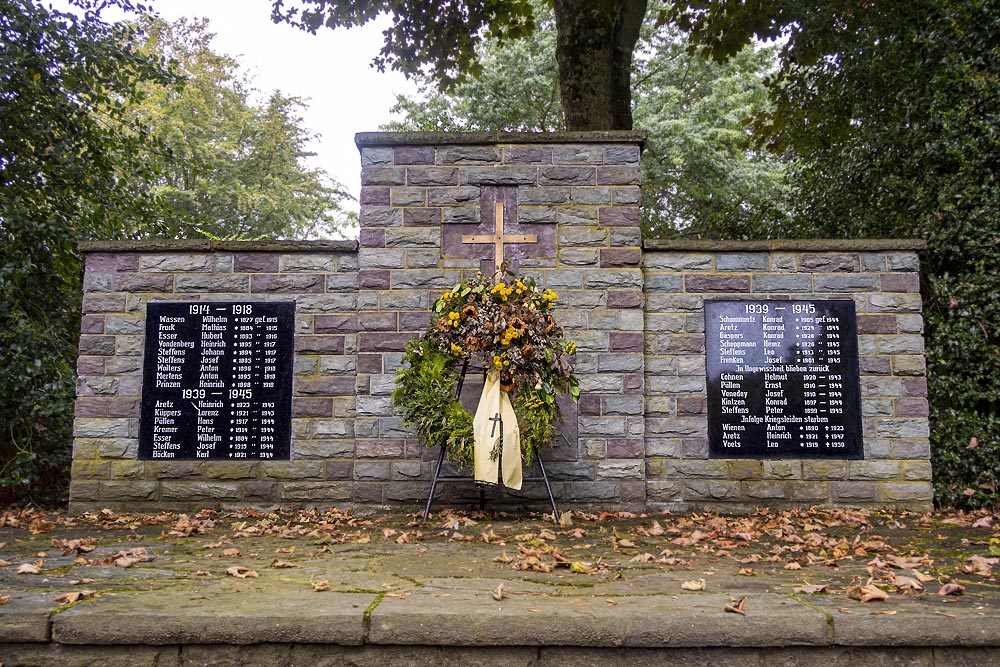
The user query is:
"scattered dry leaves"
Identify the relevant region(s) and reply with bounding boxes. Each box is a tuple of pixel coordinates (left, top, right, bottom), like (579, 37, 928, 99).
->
(226, 566, 259, 579)
(724, 596, 747, 615)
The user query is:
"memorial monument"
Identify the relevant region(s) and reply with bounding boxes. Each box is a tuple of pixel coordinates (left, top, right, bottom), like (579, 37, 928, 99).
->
(70, 132, 931, 512)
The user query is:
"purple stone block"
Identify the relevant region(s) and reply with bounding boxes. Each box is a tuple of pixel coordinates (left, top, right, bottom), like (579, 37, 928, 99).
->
(251, 274, 324, 293)
(600, 248, 641, 267)
(314, 314, 358, 333)
(357, 354, 383, 374)
(108, 397, 140, 417)
(360, 186, 391, 206)
(355, 439, 405, 458)
(75, 397, 107, 417)
(358, 269, 391, 289)
(895, 397, 929, 417)
(610, 333, 643, 352)
(607, 290, 642, 309)
(857, 314, 898, 334)
(394, 146, 435, 165)
(359, 228, 386, 249)
(881, 273, 921, 292)
(293, 398, 334, 418)
(598, 207, 640, 227)
(607, 438, 644, 458)
(234, 254, 279, 273)
(358, 332, 413, 352)
(399, 311, 433, 331)
(81, 315, 105, 334)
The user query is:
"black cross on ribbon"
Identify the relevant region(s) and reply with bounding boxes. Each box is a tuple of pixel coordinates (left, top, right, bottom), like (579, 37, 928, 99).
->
(489, 413, 502, 438)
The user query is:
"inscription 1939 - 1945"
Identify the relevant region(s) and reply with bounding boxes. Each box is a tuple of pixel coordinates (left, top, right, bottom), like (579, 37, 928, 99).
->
(139, 302, 294, 461)
(705, 300, 863, 459)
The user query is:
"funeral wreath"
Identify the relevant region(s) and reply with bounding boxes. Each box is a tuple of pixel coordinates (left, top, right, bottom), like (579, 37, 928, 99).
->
(392, 270, 579, 467)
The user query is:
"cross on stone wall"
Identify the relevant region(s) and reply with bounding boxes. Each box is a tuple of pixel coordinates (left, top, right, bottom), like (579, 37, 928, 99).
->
(461, 201, 537, 273)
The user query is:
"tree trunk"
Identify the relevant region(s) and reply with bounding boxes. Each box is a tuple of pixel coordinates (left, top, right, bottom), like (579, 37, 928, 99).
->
(552, 0, 648, 131)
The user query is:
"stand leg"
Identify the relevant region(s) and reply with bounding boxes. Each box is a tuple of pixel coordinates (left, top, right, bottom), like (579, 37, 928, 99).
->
(536, 456, 560, 523)
(422, 360, 469, 522)
(422, 445, 447, 522)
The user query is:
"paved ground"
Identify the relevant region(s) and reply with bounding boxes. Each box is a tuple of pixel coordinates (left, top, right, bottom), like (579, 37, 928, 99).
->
(1, 505, 999, 665)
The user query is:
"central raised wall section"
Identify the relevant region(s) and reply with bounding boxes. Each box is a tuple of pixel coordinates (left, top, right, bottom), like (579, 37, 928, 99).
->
(353, 132, 648, 508)
(69, 132, 933, 513)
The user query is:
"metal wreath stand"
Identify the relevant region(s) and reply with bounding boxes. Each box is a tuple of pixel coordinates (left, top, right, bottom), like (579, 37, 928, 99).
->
(422, 359, 561, 522)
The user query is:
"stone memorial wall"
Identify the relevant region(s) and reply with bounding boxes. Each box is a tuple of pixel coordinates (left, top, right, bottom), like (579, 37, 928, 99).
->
(71, 132, 931, 513)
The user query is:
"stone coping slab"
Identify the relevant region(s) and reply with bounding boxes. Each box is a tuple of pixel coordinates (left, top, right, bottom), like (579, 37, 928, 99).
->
(78, 239, 359, 253)
(369, 590, 829, 647)
(643, 238, 927, 252)
(355, 131, 649, 148)
(52, 587, 374, 645)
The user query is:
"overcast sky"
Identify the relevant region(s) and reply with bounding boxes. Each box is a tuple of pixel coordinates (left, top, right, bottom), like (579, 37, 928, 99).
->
(83, 0, 420, 208)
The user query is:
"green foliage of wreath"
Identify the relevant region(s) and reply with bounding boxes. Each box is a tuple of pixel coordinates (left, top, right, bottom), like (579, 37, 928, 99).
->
(392, 270, 578, 467)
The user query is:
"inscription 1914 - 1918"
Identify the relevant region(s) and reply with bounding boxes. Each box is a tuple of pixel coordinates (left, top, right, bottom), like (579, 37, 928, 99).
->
(705, 300, 863, 459)
(139, 302, 294, 461)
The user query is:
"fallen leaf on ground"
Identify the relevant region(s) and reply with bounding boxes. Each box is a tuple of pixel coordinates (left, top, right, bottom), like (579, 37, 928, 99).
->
(605, 599, 618, 606)
(492, 583, 507, 601)
(962, 555, 996, 576)
(784, 562, 802, 571)
(681, 578, 706, 591)
(69, 578, 94, 585)
(16, 563, 40, 575)
(311, 580, 330, 592)
(738, 567, 755, 576)
(0, 595, 9, 605)
(938, 583, 965, 596)
(724, 596, 747, 615)
(53, 590, 96, 605)
(270, 560, 299, 568)
(220, 548, 241, 558)
(849, 584, 889, 603)
(793, 584, 828, 595)
(871, 610, 896, 615)
(113, 556, 135, 569)
(892, 575, 924, 592)
(493, 551, 513, 564)
(226, 566, 259, 579)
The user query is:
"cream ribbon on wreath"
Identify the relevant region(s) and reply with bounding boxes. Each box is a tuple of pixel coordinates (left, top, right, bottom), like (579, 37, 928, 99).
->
(473, 371, 522, 490)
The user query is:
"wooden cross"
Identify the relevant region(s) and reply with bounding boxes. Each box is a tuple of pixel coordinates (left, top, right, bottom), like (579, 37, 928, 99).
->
(462, 201, 537, 272)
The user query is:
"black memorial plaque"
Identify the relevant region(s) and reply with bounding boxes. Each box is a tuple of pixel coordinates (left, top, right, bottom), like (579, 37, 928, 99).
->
(139, 302, 294, 461)
(705, 300, 863, 459)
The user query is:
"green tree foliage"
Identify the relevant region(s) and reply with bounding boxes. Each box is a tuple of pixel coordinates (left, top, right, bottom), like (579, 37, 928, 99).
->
(0, 0, 175, 502)
(674, 0, 1000, 507)
(130, 17, 352, 239)
(382, 0, 789, 238)
(0, 4, 351, 502)
(271, 0, 647, 130)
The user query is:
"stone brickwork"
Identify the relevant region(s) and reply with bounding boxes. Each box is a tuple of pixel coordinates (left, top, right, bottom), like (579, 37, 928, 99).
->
(644, 239, 931, 510)
(70, 133, 932, 513)
(72, 240, 360, 510)
(353, 133, 647, 509)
